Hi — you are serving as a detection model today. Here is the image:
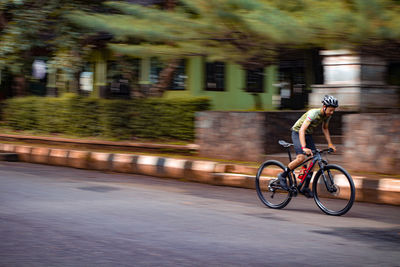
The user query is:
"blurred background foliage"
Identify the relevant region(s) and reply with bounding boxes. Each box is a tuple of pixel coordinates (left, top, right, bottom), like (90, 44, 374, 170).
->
(1, 0, 400, 85)
(68, 0, 400, 70)
(0, 0, 109, 77)
(1, 0, 400, 97)
(2, 94, 210, 140)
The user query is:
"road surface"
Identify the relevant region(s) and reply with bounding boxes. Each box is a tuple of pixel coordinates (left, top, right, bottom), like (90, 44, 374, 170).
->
(0, 162, 399, 266)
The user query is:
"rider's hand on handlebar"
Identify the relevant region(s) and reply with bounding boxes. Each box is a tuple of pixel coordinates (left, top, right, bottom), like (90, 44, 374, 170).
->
(328, 143, 336, 152)
(303, 148, 313, 157)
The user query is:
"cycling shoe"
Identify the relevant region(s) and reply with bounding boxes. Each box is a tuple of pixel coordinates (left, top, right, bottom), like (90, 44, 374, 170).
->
(301, 187, 314, 198)
(277, 172, 289, 191)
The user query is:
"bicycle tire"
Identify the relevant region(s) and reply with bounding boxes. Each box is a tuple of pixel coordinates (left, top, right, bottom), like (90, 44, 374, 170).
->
(255, 160, 292, 209)
(313, 164, 355, 216)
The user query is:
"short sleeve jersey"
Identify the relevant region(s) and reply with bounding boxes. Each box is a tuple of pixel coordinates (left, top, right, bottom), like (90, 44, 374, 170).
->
(291, 108, 331, 134)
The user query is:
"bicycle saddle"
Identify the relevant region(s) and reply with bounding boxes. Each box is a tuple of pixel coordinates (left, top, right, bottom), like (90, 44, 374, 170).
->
(278, 140, 293, 147)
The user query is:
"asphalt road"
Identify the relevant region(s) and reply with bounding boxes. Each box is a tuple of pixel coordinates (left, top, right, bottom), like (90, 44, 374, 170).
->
(0, 162, 399, 267)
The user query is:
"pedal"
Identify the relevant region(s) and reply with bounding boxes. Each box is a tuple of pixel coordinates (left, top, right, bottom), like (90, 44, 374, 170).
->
(289, 187, 298, 197)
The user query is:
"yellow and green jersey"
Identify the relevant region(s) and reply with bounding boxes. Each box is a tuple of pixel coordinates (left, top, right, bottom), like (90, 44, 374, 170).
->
(291, 108, 331, 134)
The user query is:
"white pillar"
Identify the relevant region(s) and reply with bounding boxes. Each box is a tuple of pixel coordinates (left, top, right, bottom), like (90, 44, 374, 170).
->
(310, 50, 398, 111)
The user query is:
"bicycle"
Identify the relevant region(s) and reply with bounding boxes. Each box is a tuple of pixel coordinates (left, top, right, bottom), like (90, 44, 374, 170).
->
(255, 140, 355, 216)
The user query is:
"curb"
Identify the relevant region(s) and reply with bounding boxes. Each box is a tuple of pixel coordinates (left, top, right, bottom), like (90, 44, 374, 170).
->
(1, 143, 399, 206)
(0, 143, 216, 186)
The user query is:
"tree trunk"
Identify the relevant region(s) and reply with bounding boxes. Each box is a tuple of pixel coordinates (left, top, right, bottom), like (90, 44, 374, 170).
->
(0, 11, 7, 31)
(164, 0, 176, 10)
(12, 75, 27, 97)
(148, 0, 178, 97)
(148, 59, 180, 97)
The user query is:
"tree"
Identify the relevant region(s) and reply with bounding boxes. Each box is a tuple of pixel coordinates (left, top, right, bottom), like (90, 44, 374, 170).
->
(72, 0, 400, 56)
(146, 0, 179, 97)
(69, 0, 400, 95)
(299, 0, 400, 58)
(0, 0, 108, 96)
(71, 1, 307, 65)
(68, 0, 313, 95)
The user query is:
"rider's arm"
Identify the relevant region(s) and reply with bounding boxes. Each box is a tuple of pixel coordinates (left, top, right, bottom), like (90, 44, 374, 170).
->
(322, 121, 336, 151)
(299, 120, 313, 156)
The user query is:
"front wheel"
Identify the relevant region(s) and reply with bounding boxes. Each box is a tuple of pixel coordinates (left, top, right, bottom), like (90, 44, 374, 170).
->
(313, 164, 355, 216)
(255, 160, 292, 209)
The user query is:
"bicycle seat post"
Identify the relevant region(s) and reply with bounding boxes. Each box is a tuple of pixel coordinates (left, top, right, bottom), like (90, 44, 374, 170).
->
(287, 147, 292, 162)
(278, 140, 293, 164)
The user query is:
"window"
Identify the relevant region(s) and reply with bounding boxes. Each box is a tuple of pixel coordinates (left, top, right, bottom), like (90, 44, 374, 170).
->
(279, 59, 306, 109)
(387, 62, 400, 86)
(245, 68, 265, 93)
(169, 59, 187, 90)
(150, 57, 164, 84)
(205, 62, 225, 91)
(79, 63, 94, 97)
(107, 58, 139, 99)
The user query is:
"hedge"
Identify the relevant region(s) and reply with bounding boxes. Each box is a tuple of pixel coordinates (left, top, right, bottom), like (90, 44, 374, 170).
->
(2, 94, 211, 141)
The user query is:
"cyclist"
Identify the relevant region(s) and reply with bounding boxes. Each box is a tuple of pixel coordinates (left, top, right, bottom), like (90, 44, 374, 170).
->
(278, 95, 339, 197)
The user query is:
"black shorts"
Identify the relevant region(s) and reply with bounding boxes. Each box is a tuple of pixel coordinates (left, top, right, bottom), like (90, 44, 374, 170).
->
(291, 131, 316, 155)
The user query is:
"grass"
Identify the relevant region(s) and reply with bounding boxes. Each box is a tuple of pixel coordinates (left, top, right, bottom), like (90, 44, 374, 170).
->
(0, 126, 191, 145)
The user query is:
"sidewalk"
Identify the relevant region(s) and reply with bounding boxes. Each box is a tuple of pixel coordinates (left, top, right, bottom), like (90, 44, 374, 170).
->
(0, 133, 399, 206)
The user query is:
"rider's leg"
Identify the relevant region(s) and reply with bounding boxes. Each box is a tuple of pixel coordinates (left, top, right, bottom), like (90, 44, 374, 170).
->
(278, 131, 309, 189)
(291, 132, 316, 197)
(278, 154, 305, 190)
(288, 131, 316, 175)
(301, 181, 314, 198)
(288, 154, 306, 170)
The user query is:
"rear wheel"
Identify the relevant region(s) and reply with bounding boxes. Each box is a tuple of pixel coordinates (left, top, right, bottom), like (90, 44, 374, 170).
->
(313, 164, 355, 216)
(255, 160, 291, 209)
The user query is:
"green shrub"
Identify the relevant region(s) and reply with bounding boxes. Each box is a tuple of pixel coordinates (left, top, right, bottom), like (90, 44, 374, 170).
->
(2, 95, 210, 141)
(131, 98, 210, 140)
(3, 96, 40, 130)
(65, 95, 101, 136)
(99, 99, 135, 139)
(36, 97, 70, 133)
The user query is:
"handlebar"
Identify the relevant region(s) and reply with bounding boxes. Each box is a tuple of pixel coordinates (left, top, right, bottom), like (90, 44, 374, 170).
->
(304, 148, 334, 157)
(315, 148, 335, 154)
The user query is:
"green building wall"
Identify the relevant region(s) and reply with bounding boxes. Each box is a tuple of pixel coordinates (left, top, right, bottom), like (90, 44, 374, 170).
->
(90, 54, 280, 110)
(164, 57, 279, 111)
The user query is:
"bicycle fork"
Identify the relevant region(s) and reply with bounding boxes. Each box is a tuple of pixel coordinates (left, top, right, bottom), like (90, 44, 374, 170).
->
(319, 164, 337, 193)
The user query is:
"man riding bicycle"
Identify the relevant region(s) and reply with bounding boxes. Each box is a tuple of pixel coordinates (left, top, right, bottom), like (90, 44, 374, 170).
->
(278, 95, 339, 197)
